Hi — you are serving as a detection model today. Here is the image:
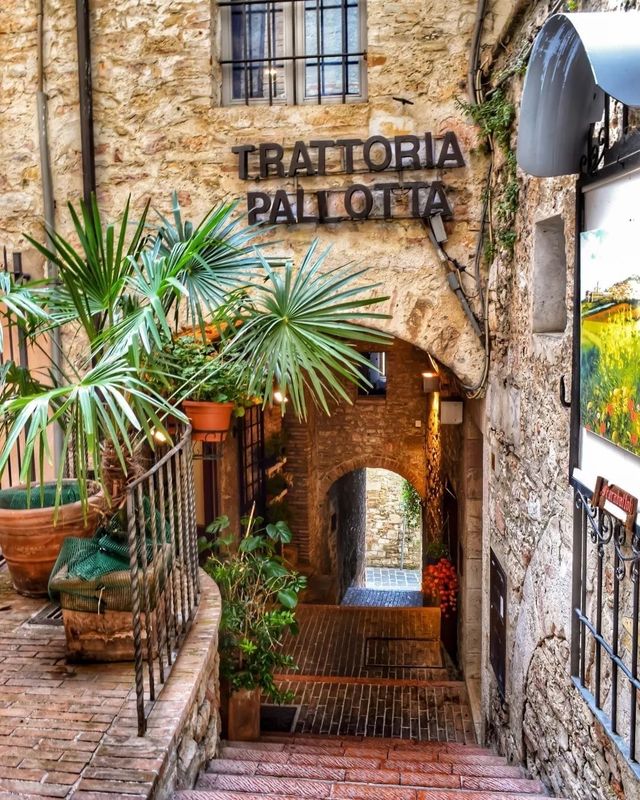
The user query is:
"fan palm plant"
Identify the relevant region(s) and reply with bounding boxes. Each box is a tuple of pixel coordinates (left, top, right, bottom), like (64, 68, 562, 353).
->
(0, 192, 389, 509)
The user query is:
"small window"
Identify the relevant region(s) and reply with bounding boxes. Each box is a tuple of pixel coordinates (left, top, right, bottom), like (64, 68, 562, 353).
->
(220, 0, 367, 106)
(532, 215, 567, 334)
(358, 351, 387, 397)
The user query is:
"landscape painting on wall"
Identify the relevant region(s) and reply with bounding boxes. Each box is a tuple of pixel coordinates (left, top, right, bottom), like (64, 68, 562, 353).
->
(581, 227, 640, 457)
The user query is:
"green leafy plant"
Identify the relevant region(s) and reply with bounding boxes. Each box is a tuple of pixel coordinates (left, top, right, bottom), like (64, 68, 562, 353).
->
(458, 87, 519, 259)
(203, 512, 307, 701)
(400, 479, 422, 529)
(156, 336, 247, 407)
(424, 539, 449, 561)
(266, 497, 292, 527)
(0, 193, 390, 509)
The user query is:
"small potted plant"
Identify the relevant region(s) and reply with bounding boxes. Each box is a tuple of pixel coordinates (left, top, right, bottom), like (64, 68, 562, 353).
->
(423, 555, 459, 615)
(160, 336, 249, 442)
(203, 510, 306, 741)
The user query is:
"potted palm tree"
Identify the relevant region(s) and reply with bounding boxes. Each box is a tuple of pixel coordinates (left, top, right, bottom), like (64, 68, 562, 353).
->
(0, 191, 389, 644)
(203, 511, 306, 741)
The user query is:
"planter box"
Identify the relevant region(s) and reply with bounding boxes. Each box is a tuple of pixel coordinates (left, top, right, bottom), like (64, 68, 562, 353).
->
(62, 607, 160, 663)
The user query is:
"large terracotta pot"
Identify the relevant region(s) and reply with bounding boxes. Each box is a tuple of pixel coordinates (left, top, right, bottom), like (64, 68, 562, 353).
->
(183, 400, 234, 442)
(0, 480, 105, 598)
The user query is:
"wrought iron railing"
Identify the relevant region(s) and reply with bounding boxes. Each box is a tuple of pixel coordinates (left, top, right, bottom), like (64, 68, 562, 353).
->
(572, 486, 640, 775)
(126, 424, 200, 735)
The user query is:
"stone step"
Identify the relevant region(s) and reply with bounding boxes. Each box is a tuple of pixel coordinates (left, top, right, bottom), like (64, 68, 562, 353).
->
(178, 790, 553, 800)
(232, 737, 488, 754)
(197, 770, 547, 795)
(208, 757, 526, 780)
(220, 745, 508, 768)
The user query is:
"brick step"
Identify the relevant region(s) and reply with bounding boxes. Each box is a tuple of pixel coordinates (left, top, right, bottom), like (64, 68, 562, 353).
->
(178, 790, 553, 800)
(198, 770, 547, 795)
(209, 757, 527, 780)
(235, 737, 488, 754)
(220, 745, 508, 768)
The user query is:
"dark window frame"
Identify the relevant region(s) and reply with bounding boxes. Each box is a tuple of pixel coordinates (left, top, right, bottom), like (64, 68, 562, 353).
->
(357, 350, 387, 398)
(219, 0, 367, 106)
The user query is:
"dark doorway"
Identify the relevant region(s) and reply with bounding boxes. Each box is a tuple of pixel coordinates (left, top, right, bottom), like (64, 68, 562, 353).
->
(441, 480, 459, 665)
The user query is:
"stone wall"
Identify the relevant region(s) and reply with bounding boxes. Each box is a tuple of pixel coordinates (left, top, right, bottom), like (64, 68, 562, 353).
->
(365, 468, 421, 570)
(481, 1, 640, 797)
(329, 468, 367, 598)
(0, 0, 488, 387)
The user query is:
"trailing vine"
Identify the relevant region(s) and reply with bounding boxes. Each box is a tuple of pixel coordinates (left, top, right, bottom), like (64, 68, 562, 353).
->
(400, 479, 422, 529)
(458, 86, 519, 261)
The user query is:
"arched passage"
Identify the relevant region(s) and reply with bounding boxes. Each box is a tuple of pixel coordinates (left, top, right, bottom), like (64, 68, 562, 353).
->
(322, 466, 424, 604)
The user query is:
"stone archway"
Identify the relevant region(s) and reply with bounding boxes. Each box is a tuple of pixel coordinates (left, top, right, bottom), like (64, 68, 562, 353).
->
(319, 455, 426, 505)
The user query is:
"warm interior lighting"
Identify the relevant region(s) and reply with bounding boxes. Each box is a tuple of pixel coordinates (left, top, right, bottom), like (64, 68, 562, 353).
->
(274, 390, 288, 404)
(152, 428, 169, 445)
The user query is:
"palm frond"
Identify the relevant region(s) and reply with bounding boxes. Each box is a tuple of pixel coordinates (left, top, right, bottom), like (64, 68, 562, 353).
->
(24, 194, 150, 341)
(225, 241, 391, 418)
(0, 356, 180, 509)
(156, 194, 267, 330)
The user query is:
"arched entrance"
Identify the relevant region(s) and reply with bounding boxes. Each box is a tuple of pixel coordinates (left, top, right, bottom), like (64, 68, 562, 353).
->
(323, 466, 424, 605)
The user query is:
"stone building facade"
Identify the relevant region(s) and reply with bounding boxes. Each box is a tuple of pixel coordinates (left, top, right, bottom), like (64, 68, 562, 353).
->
(478, 2, 640, 799)
(2, 1, 640, 799)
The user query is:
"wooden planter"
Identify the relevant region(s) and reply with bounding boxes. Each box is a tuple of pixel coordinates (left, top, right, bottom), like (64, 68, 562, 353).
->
(0, 481, 104, 598)
(183, 400, 234, 442)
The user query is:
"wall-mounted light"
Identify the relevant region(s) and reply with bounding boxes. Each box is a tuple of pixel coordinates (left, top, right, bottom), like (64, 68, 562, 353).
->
(152, 427, 170, 445)
(274, 390, 289, 405)
(422, 371, 441, 393)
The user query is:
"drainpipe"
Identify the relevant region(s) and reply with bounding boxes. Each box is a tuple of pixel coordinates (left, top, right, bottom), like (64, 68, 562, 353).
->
(36, 0, 64, 469)
(75, 0, 96, 202)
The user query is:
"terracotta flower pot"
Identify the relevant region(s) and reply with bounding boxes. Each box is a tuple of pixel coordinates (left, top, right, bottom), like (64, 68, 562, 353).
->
(226, 686, 261, 742)
(0, 480, 105, 598)
(183, 400, 234, 442)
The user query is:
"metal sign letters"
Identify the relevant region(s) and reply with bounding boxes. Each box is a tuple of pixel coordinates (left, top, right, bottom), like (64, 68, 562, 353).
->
(232, 133, 465, 225)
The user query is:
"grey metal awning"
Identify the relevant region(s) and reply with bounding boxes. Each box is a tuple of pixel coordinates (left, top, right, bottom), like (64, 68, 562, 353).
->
(517, 12, 640, 178)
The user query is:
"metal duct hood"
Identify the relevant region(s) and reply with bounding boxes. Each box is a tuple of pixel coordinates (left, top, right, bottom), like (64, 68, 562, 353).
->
(517, 12, 640, 177)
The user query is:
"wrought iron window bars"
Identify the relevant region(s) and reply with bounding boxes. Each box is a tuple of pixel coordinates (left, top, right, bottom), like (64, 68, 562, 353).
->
(219, 0, 365, 105)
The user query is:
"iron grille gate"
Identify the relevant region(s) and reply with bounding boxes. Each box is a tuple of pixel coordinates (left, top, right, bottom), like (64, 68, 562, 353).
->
(571, 485, 640, 774)
(126, 425, 200, 736)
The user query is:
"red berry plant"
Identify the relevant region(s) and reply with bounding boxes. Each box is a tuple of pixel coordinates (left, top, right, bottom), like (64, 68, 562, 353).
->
(423, 557, 459, 616)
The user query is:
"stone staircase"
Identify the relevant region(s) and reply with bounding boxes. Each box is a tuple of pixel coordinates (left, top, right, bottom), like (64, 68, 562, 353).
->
(174, 734, 560, 799)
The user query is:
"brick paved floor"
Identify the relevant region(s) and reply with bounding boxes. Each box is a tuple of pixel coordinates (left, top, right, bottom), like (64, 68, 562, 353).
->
(0, 567, 221, 799)
(0, 571, 138, 798)
(365, 568, 421, 590)
(274, 605, 475, 743)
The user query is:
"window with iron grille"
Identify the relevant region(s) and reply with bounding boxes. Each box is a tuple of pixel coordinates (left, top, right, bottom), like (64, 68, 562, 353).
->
(239, 404, 267, 518)
(219, 0, 367, 106)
